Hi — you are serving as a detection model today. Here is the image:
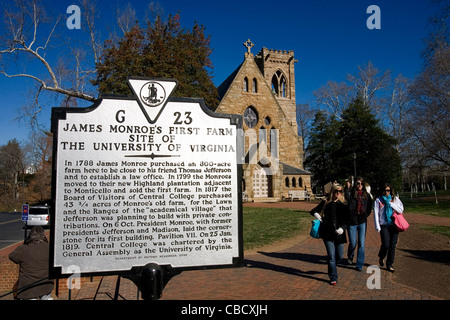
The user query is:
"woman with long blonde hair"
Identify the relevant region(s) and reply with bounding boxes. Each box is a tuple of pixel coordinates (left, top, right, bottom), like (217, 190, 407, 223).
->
(310, 183, 349, 285)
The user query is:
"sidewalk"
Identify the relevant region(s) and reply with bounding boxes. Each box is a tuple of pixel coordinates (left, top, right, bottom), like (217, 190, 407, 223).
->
(160, 204, 442, 300)
(1, 201, 446, 300)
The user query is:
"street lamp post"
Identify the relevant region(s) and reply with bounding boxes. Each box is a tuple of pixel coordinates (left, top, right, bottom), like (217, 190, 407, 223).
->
(353, 152, 357, 179)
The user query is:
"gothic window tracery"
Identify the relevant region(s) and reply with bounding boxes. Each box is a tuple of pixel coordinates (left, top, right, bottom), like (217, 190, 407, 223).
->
(271, 70, 287, 97)
(244, 106, 258, 128)
(269, 127, 277, 156)
(243, 77, 249, 92)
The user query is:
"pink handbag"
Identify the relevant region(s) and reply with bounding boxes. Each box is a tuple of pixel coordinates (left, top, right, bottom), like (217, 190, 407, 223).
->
(393, 211, 409, 232)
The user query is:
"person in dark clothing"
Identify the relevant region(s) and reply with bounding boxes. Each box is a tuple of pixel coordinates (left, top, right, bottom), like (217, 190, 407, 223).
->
(310, 183, 349, 285)
(9, 226, 54, 300)
(345, 177, 373, 271)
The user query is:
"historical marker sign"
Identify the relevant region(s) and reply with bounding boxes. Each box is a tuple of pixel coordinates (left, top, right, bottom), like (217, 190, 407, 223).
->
(50, 78, 243, 276)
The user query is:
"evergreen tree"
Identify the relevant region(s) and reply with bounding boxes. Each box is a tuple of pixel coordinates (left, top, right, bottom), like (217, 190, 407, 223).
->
(304, 111, 341, 189)
(336, 96, 402, 195)
(93, 14, 219, 109)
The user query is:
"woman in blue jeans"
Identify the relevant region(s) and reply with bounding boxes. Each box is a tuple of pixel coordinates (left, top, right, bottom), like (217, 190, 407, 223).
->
(374, 183, 404, 272)
(311, 184, 349, 285)
(345, 177, 373, 271)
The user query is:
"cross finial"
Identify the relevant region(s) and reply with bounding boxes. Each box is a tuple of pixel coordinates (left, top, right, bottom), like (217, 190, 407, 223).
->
(243, 39, 254, 53)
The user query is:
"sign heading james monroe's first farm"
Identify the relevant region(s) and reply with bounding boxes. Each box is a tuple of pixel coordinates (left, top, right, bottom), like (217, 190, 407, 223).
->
(50, 78, 243, 276)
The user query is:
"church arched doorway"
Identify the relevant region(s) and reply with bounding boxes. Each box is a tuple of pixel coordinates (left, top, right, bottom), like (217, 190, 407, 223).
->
(252, 166, 273, 198)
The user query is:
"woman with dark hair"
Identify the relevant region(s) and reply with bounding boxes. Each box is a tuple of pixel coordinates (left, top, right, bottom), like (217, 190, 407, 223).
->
(346, 177, 372, 271)
(9, 226, 54, 299)
(310, 183, 349, 285)
(374, 183, 404, 272)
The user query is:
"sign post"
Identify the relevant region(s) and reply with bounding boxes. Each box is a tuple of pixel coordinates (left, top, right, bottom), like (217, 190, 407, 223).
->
(50, 78, 243, 298)
(22, 204, 29, 242)
(22, 204, 29, 221)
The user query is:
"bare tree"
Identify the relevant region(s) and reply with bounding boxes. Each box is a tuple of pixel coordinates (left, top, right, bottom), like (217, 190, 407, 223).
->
(422, 0, 450, 64)
(295, 103, 314, 154)
(313, 81, 353, 120)
(116, 2, 137, 35)
(0, 139, 25, 208)
(384, 75, 412, 151)
(0, 0, 98, 123)
(347, 61, 391, 108)
(408, 45, 450, 167)
(0, 0, 191, 125)
(314, 62, 391, 119)
(24, 131, 52, 202)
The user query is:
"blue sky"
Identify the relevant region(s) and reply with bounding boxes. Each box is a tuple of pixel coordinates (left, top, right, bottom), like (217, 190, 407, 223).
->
(0, 0, 437, 146)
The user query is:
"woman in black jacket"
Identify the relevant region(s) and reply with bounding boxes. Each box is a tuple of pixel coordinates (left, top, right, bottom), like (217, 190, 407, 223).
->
(311, 183, 349, 285)
(9, 226, 54, 299)
(345, 177, 373, 271)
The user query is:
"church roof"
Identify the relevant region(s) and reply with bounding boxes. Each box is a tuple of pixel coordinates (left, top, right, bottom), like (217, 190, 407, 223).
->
(217, 62, 243, 100)
(281, 162, 311, 175)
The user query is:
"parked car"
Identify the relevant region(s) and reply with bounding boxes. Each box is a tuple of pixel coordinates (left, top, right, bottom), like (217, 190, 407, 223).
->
(25, 205, 50, 228)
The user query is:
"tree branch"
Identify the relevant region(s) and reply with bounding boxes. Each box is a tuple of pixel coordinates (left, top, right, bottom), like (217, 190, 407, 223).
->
(0, 0, 98, 114)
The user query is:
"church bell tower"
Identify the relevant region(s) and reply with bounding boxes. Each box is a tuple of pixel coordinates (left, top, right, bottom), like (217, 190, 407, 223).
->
(254, 47, 298, 134)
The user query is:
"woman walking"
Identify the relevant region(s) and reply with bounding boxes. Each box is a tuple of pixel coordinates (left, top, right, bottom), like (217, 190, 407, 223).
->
(311, 184, 349, 285)
(346, 177, 373, 271)
(374, 183, 404, 272)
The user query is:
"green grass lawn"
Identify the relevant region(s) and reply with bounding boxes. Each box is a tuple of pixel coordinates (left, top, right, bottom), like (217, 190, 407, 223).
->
(243, 207, 312, 250)
(398, 191, 450, 237)
(419, 225, 450, 237)
(399, 191, 450, 218)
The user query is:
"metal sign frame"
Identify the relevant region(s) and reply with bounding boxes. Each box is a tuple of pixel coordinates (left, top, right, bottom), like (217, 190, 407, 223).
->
(49, 78, 243, 279)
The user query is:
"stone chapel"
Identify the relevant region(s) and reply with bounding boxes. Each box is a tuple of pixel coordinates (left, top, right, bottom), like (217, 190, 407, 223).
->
(216, 40, 311, 202)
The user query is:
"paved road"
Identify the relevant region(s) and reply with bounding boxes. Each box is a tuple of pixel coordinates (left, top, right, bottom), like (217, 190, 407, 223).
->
(0, 212, 25, 250)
